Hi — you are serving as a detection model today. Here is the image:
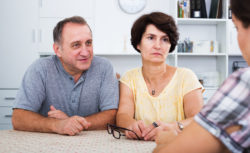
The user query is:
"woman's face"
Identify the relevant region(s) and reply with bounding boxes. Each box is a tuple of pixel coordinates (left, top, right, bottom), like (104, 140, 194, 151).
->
(137, 24, 171, 64)
(232, 14, 250, 65)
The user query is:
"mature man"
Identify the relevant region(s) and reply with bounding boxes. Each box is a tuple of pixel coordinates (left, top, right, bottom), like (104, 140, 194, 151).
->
(12, 16, 119, 136)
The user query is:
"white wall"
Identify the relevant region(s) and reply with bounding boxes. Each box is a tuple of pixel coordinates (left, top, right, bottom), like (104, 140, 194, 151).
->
(93, 0, 172, 54)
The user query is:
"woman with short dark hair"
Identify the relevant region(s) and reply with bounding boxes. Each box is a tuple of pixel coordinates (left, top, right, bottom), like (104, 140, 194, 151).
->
(116, 12, 204, 141)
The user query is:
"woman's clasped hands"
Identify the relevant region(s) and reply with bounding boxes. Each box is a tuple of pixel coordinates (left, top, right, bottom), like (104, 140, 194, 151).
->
(125, 120, 178, 141)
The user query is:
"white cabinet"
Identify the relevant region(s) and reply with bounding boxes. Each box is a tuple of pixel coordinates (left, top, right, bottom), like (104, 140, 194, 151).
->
(0, 0, 39, 89)
(0, 0, 39, 130)
(0, 89, 18, 130)
(39, 0, 94, 18)
(37, 0, 95, 54)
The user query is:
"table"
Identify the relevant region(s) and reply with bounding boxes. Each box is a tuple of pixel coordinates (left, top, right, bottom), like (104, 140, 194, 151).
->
(0, 130, 156, 153)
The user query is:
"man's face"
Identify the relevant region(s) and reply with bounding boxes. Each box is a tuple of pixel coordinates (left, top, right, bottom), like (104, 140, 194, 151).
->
(232, 14, 250, 65)
(54, 23, 93, 75)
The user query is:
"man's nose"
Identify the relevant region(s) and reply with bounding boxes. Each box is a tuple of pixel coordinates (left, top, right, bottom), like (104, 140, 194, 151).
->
(79, 46, 89, 56)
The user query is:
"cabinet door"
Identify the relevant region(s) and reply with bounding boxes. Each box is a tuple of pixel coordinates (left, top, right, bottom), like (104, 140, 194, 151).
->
(0, 0, 39, 88)
(39, 0, 94, 18)
(38, 18, 94, 53)
(0, 90, 18, 107)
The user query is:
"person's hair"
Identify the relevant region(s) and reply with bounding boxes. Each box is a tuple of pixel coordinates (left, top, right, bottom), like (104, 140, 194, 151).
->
(131, 12, 179, 53)
(53, 16, 90, 44)
(231, 0, 250, 28)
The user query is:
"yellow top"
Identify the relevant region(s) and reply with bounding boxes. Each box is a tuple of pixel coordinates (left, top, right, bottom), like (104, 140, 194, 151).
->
(120, 67, 204, 125)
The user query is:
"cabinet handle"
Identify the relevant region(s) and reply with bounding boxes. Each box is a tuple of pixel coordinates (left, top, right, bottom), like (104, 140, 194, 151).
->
(39, 29, 42, 42)
(4, 97, 15, 100)
(32, 29, 36, 43)
(4, 115, 12, 118)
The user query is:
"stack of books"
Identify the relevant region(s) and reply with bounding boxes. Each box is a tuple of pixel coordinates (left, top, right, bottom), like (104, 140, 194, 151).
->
(177, 0, 223, 18)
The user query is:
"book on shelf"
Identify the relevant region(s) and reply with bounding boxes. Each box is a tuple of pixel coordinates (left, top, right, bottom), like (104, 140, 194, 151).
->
(200, 0, 207, 18)
(178, 0, 207, 18)
(209, 0, 223, 18)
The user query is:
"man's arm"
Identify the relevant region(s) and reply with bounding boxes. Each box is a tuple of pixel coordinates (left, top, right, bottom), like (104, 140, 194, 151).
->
(85, 109, 117, 130)
(154, 121, 229, 153)
(12, 109, 90, 136)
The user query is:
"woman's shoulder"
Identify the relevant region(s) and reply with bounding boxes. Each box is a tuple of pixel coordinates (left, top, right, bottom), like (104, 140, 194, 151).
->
(120, 67, 141, 82)
(123, 67, 141, 76)
(175, 67, 195, 76)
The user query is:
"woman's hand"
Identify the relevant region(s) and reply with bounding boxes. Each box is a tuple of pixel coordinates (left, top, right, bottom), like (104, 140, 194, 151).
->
(143, 121, 178, 141)
(125, 120, 146, 140)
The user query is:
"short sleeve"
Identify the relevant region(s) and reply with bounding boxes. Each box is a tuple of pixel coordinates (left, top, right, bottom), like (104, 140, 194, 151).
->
(98, 60, 119, 111)
(182, 68, 204, 96)
(120, 70, 133, 90)
(194, 68, 250, 152)
(14, 60, 46, 112)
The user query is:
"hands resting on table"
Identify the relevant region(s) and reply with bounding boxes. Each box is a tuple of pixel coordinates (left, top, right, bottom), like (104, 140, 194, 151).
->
(125, 120, 179, 141)
(48, 105, 91, 136)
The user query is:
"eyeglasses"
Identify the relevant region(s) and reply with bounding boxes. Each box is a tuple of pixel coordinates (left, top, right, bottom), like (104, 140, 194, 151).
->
(107, 123, 141, 140)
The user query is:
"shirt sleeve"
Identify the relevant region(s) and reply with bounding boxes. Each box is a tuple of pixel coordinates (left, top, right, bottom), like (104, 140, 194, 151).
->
(14, 60, 46, 113)
(120, 70, 133, 90)
(194, 68, 250, 153)
(182, 68, 204, 96)
(98, 60, 119, 111)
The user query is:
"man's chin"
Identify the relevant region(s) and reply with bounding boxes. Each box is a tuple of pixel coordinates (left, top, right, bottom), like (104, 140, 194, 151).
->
(78, 63, 91, 71)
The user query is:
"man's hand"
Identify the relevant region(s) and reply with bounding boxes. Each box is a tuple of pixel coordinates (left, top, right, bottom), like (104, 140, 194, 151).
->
(155, 130, 178, 145)
(48, 105, 69, 120)
(125, 120, 146, 140)
(54, 116, 91, 136)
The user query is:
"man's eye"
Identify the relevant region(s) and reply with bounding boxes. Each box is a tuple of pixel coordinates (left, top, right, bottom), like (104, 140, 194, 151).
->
(86, 41, 92, 46)
(73, 43, 80, 48)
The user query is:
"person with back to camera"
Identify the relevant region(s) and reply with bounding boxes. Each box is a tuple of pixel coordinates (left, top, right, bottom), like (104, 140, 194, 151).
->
(12, 16, 119, 136)
(116, 12, 204, 141)
(154, 0, 250, 152)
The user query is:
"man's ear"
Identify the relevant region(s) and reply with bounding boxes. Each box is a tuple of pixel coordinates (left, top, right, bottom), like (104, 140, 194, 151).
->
(53, 43, 61, 57)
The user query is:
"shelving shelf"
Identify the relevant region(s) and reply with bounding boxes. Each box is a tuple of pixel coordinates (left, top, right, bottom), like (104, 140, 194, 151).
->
(177, 53, 226, 56)
(177, 18, 228, 25)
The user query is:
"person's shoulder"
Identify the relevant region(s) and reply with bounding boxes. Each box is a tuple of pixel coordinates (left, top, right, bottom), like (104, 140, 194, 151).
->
(124, 67, 141, 76)
(28, 55, 54, 71)
(231, 67, 250, 82)
(92, 56, 111, 66)
(176, 67, 195, 75)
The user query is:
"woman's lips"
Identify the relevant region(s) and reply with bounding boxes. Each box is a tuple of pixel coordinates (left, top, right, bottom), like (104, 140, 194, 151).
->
(152, 53, 162, 56)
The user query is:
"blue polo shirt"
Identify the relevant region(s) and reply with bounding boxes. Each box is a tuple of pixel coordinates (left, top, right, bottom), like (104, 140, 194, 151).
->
(14, 55, 119, 117)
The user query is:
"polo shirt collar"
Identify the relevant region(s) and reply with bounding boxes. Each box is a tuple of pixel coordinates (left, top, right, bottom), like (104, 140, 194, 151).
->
(54, 55, 87, 82)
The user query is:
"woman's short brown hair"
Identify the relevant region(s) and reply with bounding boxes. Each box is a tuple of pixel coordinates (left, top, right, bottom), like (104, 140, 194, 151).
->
(131, 12, 179, 53)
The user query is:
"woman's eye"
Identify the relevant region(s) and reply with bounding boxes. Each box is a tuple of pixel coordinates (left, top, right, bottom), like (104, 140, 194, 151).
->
(147, 36, 153, 40)
(163, 38, 169, 42)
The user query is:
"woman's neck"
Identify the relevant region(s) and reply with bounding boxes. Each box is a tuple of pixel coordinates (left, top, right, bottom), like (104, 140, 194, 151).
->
(142, 62, 167, 83)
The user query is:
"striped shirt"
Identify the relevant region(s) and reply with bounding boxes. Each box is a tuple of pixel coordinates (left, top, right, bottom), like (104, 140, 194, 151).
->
(195, 67, 250, 153)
